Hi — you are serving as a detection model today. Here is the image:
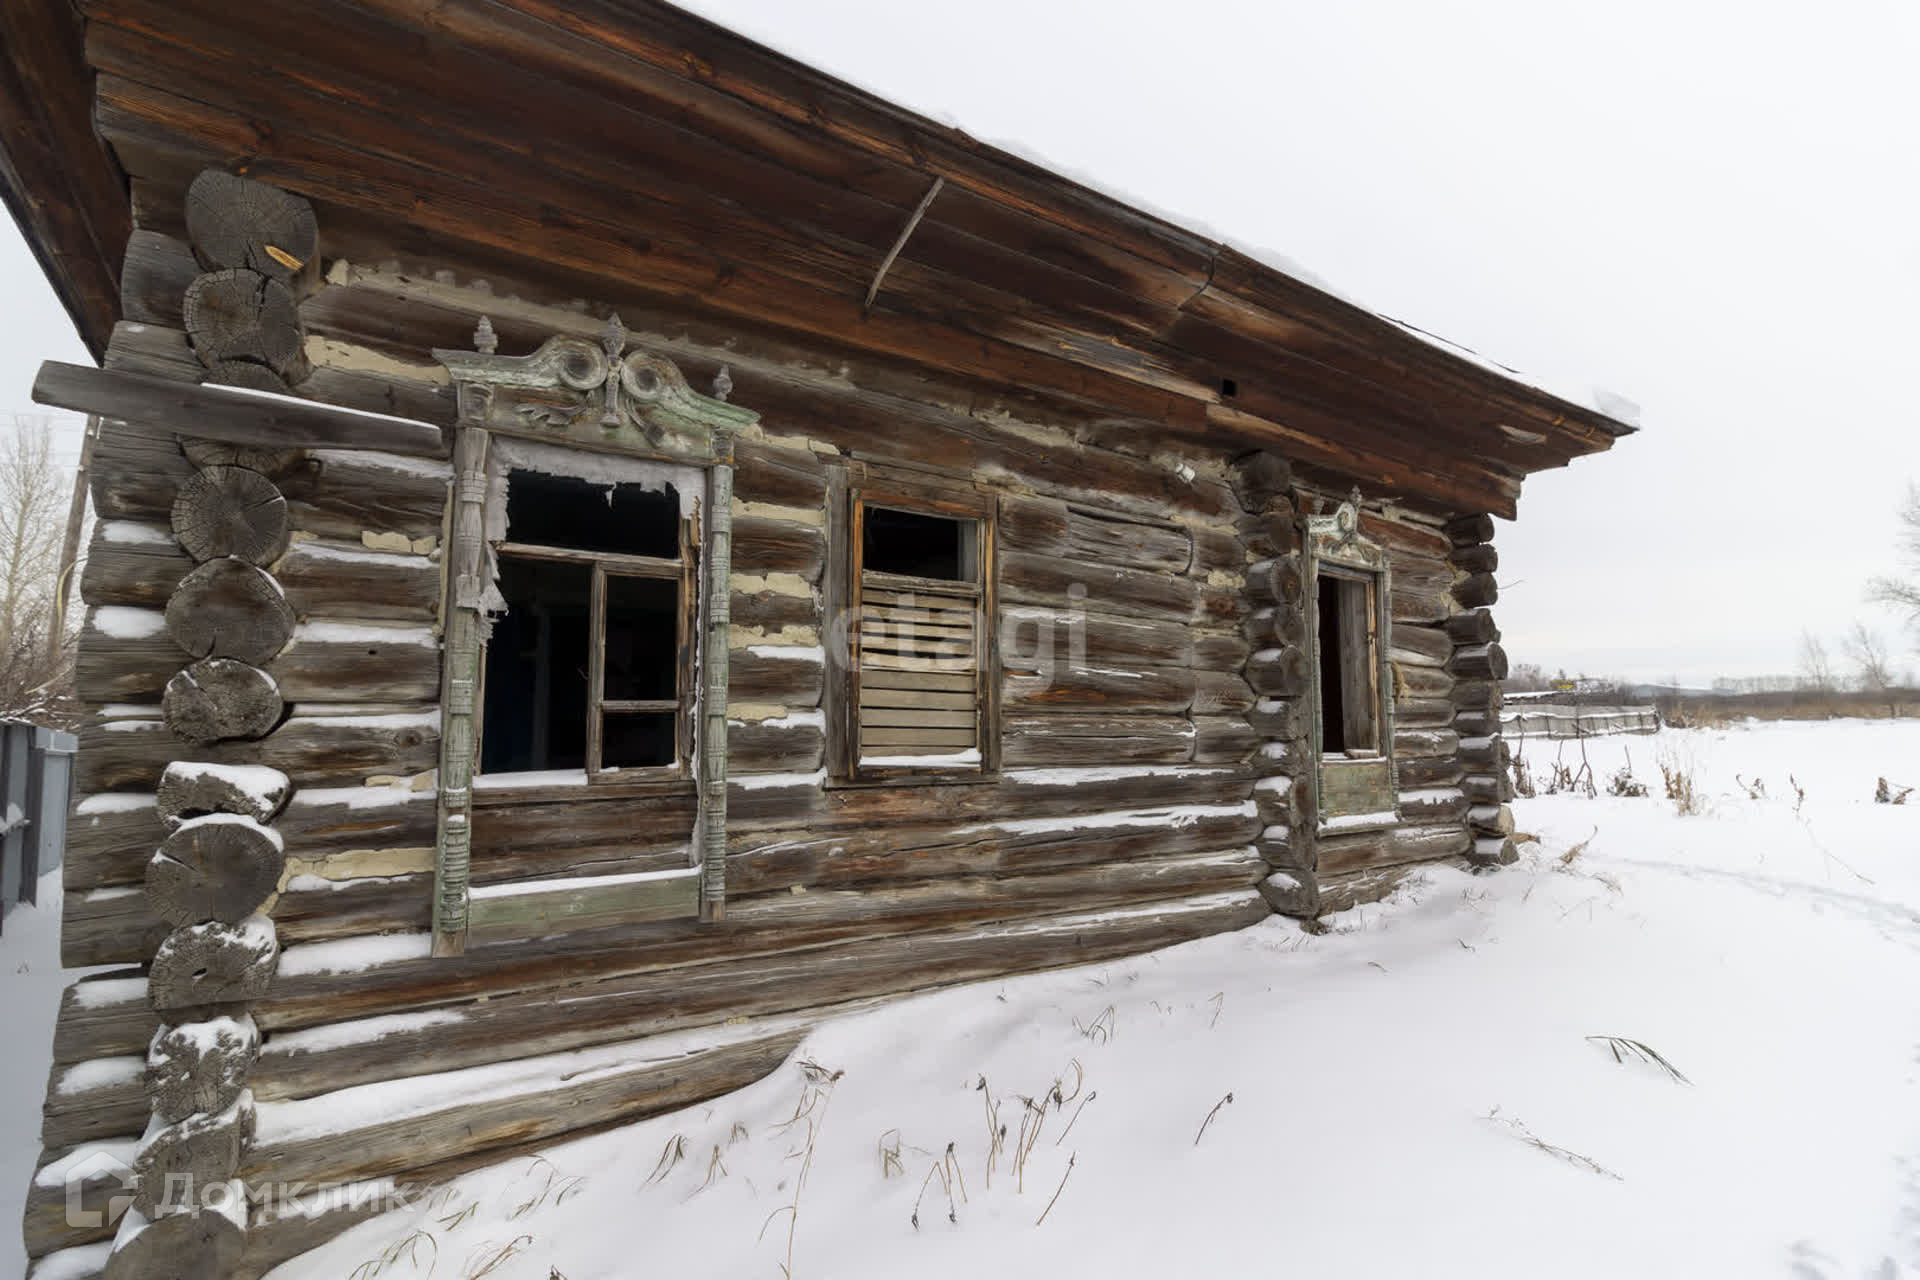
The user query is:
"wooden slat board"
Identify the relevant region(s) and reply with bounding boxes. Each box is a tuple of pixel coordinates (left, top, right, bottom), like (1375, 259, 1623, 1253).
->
(858, 577, 980, 762)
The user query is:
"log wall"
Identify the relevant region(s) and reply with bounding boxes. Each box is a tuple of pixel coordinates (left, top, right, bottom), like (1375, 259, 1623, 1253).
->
(28, 170, 1513, 1277)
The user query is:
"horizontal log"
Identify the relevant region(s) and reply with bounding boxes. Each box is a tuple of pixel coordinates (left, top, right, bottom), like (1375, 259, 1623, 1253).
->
(997, 549, 1196, 624)
(733, 440, 827, 509)
(999, 605, 1194, 668)
(1444, 608, 1500, 645)
(1246, 697, 1301, 739)
(1253, 774, 1306, 828)
(1194, 630, 1252, 672)
(1317, 822, 1473, 876)
(1452, 572, 1498, 609)
(79, 614, 440, 702)
(1238, 504, 1298, 559)
(150, 916, 279, 1009)
(1002, 665, 1195, 714)
(1469, 803, 1516, 837)
(1188, 524, 1244, 576)
(1453, 709, 1501, 738)
(1462, 773, 1516, 804)
(146, 814, 285, 926)
(1397, 787, 1470, 824)
(1448, 642, 1510, 681)
(40, 1056, 147, 1150)
(1257, 868, 1318, 916)
(1192, 670, 1257, 716)
(1471, 836, 1519, 865)
(147, 1013, 260, 1124)
(164, 558, 295, 665)
(1001, 712, 1194, 765)
(1244, 556, 1304, 608)
(1394, 696, 1455, 728)
(1449, 542, 1498, 574)
(731, 514, 824, 581)
(466, 868, 700, 946)
(270, 540, 441, 621)
(1393, 727, 1460, 760)
(251, 883, 1266, 1107)
(34, 360, 448, 457)
(1191, 715, 1258, 764)
(727, 715, 825, 773)
(729, 645, 824, 706)
(1244, 604, 1305, 649)
(1247, 645, 1310, 697)
(1445, 513, 1495, 547)
(1228, 450, 1293, 514)
(163, 658, 283, 745)
(1450, 679, 1502, 712)
(1388, 622, 1453, 667)
(74, 708, 440, 794)
(1458, 735, 1510, 770)
(1396, 755, 1465, 789)
(1061, 506, 1191, 573)
(1390, 587, 1452, 625)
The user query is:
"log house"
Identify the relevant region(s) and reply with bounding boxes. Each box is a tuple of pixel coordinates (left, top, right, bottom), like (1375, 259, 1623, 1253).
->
(0, 3, 1631, 1274)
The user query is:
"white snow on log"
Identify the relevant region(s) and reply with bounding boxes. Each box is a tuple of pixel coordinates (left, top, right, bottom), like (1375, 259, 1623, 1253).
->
(730, 769, 827, 790)
(860, 749, 982, 769)
(82, 885, 141, 902)
(52, 1055, 144, 1096)
(161, 761, 289, 807)
(267, 1009, 465, 1057)
(94, 703, 162, 720)
(276, 932, 433, 978)
(310, 447, 451, 479)
(1322, 810, 1400, 831)
(33, 1139, 139, 1187)
(288, 784, 425, 812)
(26, 1241, 114, 1280)
(468, 866, 699, 899)
(252, 1012, 817, 1148)
(75, 792, 156, 816)
(730, 708, 825, 730)
(288, 540, 428, 565)
(746, 644, 825, 662)
(295, 621, 438, 647)
(1005, 764, 1238, 786)
(289, 709, 439, 730)
(152, 1013, 257, 1057)
(474, 768, 590, 790)
(960, 799, 1254, 838)
(71, 976, 147, 1009)
(90, 606, 167, 639)
(284, 873, 409, 893)
(99, 519, 174, 546)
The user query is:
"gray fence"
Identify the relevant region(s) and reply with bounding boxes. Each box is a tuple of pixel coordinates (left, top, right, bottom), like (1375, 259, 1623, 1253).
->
(0, 719, 76, 926)
(1500, 703, 1661, 740)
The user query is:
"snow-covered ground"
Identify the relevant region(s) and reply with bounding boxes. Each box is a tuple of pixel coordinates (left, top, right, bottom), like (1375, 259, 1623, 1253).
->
(5, 719, 1917, 1279)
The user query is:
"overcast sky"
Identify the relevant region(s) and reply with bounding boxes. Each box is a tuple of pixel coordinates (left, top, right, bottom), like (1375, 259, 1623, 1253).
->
(3, 0, 1916, 684)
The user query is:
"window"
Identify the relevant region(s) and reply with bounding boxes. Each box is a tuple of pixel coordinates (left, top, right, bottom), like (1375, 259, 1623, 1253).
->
(1315, 569, 1381, 756)
(1306, 495, 1397, 825)
(838, 478, 994, 779)
(479, 451, 701, 783)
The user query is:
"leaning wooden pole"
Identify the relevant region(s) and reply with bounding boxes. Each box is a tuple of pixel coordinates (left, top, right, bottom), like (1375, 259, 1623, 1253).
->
(49, 414, 98, 663)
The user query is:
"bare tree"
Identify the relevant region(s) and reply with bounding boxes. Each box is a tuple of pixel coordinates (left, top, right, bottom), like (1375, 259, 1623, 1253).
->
(1843, 621, 1899, 718)
(1795, 630, 1834, 693)
(0, 417, 78, 724)
(1868, 482, 1920, 638)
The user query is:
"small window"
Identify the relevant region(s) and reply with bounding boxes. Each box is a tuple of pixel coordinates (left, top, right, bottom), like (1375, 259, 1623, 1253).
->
(480, 466, 697, 780)
(845, 485, 992, 778)
(1316, 569, 1380, 756)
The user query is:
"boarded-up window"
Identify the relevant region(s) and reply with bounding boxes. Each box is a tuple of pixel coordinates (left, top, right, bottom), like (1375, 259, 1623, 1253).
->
(480, 461, 700, 780)
(1316, 569, 1380, 755)
(844, 482, 994, 778)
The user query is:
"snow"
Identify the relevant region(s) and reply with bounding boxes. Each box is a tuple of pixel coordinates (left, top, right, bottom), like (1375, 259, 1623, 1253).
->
(731, 769, 828, 790)
(73, 793, 154, 816)
(160, 761, 289, 808)
(265, 718, 1920, 1280)
(26, 1241, 113, 1279)
(267, 1009, 463, 1057)
(468, 867, 698, 899)
(88, 606, 165, 639)
(964, 801, 1253, 838)
(51, 1055, 142, 1097)
(296, 621, 437, 648)
(746, 644, 826, 663)
(97, 519, 173, 546)
(860, 748, 983, 769)
(275, 932, 434, 978)
(290, 540, 427, 565)
(1005, 764, 1237, 787)
(475, 768, 591, 790)
(289, 783, 425, 811)
(310, 448, 452, 480)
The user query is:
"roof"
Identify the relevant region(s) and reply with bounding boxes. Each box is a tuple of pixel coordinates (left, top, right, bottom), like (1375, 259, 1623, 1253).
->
(0, 0, 1634, 517)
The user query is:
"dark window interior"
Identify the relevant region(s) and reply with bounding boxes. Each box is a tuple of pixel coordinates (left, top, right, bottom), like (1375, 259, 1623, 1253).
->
(483, 556, 590, 773)
(504, 468, 680, 558)
(603, 713, 677, 768)
(1317, 574, 1349, 753)
(863, 505, 968, 581)
(604, 575, 681, 702)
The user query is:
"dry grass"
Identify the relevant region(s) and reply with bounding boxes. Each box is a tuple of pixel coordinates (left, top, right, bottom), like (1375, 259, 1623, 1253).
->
(1587, 1035, 1692, 1084)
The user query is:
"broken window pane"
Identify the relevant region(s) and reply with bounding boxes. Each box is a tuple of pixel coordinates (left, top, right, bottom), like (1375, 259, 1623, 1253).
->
(604, 574, 681, 703)
(602, 712, 678, 769)
(863, 505, 970, 581)
(503, 468, 680, 558)
(482, 556, 590, 773)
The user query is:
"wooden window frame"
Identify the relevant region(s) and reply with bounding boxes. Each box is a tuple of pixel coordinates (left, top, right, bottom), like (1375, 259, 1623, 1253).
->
(1305, 494, 1398, 829)
(474, 466, 706, 794)
(829, 470, 998, 785)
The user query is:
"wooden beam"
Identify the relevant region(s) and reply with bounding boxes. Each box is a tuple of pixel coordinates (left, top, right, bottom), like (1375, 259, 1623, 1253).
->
(33, 360, 449, 458)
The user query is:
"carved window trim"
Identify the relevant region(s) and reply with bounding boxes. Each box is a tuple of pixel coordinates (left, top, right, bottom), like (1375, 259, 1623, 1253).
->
(429, 320, 756, 955)
(1305, 492, 1398, 831)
